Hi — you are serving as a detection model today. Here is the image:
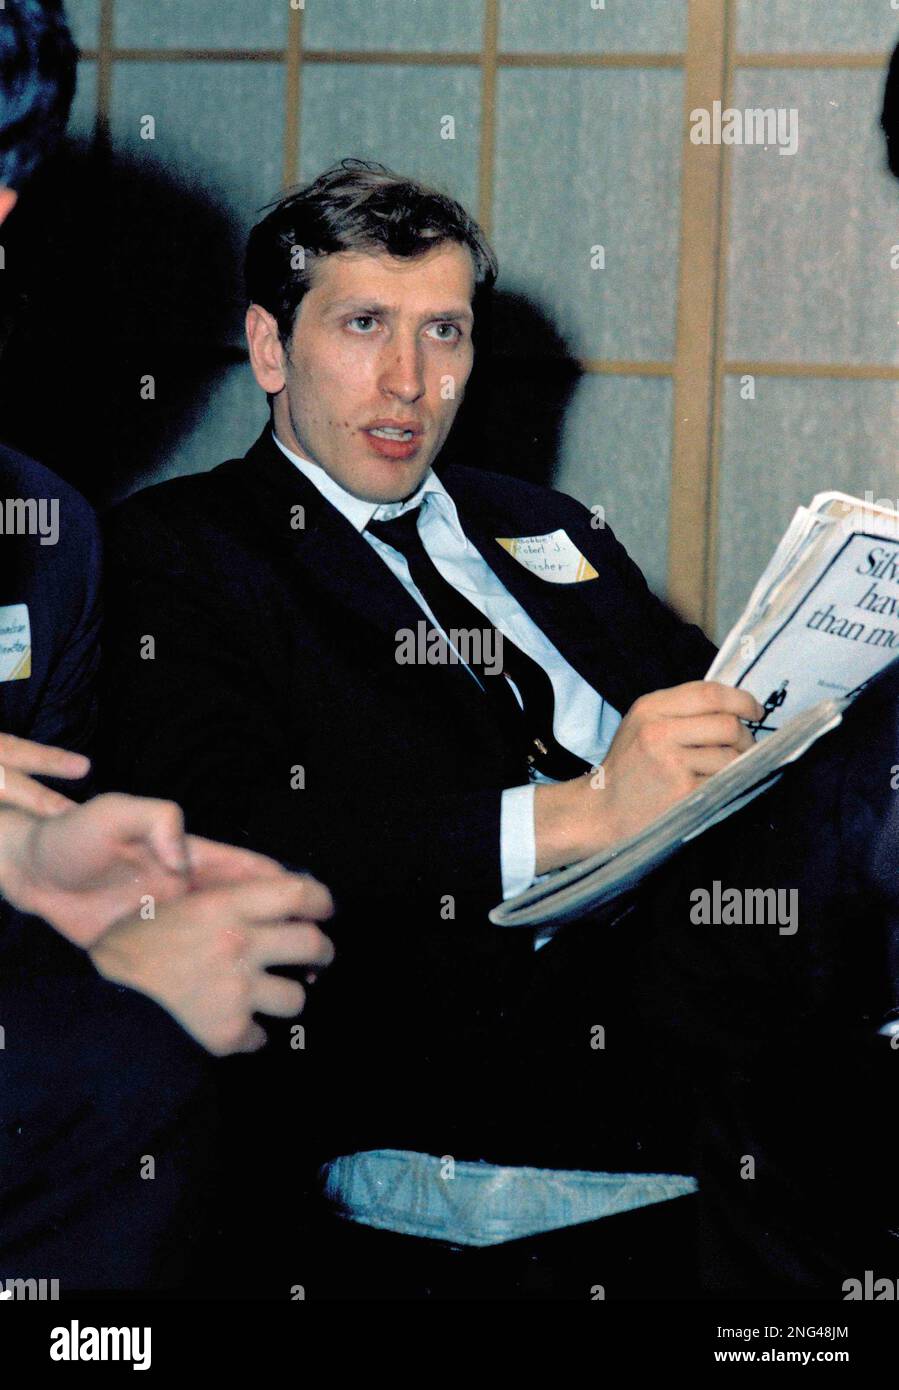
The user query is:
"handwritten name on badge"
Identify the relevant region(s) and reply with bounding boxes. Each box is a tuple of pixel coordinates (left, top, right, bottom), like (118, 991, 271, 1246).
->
(0, 604, 31, 682)
(495, 530, 598, 585)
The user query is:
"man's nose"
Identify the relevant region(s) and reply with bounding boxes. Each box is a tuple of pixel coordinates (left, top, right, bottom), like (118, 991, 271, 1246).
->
(378, 336, 425, 403)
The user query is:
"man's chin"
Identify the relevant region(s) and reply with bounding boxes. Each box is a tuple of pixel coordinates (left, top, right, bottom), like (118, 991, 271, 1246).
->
(349, 460, 434, 505)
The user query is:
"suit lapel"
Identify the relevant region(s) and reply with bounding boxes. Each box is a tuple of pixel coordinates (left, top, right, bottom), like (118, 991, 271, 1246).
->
(235, 432, 507, 728)
(448, 487, 637, 713)
(232, 431, 642, 725)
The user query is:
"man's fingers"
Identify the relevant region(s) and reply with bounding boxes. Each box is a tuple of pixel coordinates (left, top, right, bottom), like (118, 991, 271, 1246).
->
(641, 681, 763, 722)
(686, 746, 744, 777)
(0, 768, 75, 816)
(85, 793, 189, 873)
(226, 873, 335, 926)
(185, 836, 288, 887)
(0, 733, 90, 780)
(148, 805, 189, 875)
(251, 972, 306, 1019)
(247, 923, 335, 971)
(232, 1021, 268, 1054)
(669, 713, 755, 752)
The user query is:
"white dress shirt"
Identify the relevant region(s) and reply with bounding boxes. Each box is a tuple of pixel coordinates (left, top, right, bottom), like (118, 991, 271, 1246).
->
(273, 431, 622, 903)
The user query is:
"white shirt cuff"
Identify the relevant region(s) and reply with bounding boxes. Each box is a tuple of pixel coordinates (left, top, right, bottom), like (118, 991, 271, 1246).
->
(500, 783, 537, 900)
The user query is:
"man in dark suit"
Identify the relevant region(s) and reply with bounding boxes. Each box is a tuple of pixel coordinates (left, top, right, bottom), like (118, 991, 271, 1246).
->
(102, 158, 774, 1298)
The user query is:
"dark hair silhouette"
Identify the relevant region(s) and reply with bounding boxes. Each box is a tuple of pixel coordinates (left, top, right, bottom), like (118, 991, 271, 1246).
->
(0, 0, 76, 190)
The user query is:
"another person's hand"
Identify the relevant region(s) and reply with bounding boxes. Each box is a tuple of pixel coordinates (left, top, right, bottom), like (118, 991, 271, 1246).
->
(0, 792, 291, 946)
(535, 680, 764, 871)
(89, 874, 335, 1055)
(0, 731, 89, 815)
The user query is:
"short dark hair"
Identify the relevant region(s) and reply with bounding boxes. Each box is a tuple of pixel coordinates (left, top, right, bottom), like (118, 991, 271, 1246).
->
(245, 157, 499, 345)
(0, 0, 77, 190)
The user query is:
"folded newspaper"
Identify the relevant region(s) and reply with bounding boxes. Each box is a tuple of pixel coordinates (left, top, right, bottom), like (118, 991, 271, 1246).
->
(490, 492, 899, 929)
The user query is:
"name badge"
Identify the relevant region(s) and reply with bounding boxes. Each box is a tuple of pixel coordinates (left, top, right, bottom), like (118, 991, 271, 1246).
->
(495, 529, 598, 584)
(0, 603, 32, 681)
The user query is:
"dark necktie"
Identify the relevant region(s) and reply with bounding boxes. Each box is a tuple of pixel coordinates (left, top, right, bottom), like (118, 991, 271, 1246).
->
(367, 506, 592, 780)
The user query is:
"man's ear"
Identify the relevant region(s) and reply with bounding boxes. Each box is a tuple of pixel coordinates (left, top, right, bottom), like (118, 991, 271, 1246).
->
(0, 187, 19, 226)
(246, 303, 288, 395)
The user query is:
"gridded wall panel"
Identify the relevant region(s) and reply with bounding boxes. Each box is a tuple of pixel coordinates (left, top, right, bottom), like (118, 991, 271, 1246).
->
(304, 0, 485, 52)
(113, 0, 289, 49)
(299, 64, 482, 211)
(67, 0, 100, 51)
(552, 375, 674, 598)
(492, 68, 683, 362)
(500, 0, 687, 54)
(724, 69, 899, 365)
(108, 61, 285, 221)
(715, 376, 899, 640)
(107, 62, 284, 345)
(69, 58, 96, 140)
(737, 1, 899, 53)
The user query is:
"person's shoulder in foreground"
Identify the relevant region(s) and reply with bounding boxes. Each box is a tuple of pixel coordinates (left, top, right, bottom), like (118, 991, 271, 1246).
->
(0, 440, 99, 564)
(0, 441, 101, 758)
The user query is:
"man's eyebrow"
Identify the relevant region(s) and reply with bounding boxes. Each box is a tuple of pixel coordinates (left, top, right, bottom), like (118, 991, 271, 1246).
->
(324, 298, 474, 323)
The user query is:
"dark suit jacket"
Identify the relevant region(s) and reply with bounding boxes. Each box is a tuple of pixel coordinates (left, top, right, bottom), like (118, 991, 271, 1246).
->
(101, 427, 716, 1179)
(0, 446, 216, 1292)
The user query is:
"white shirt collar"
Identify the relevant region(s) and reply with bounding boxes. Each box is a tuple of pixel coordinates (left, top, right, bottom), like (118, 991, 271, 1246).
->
(272, 429, 459, 535)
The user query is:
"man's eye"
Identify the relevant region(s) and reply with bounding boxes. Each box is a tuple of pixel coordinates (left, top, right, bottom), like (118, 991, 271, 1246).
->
(347, 315, 377, 332)
(428, 322, 462, 342)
